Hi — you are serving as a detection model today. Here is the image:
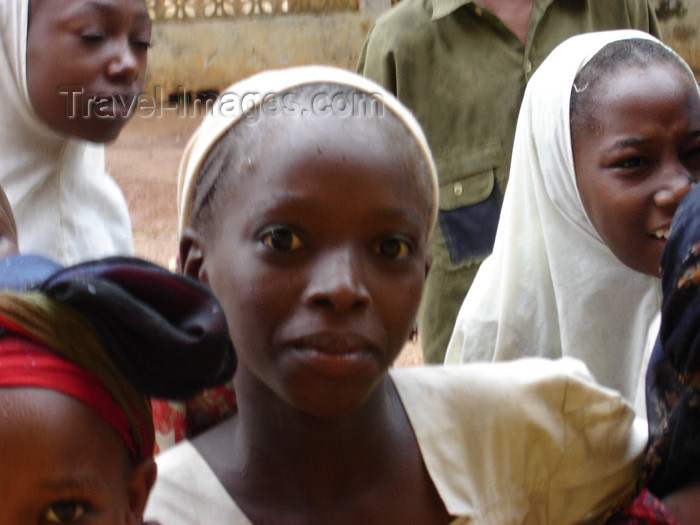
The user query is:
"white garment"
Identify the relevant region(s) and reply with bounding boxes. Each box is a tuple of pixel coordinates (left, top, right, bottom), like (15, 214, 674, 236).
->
(0, 0, 133, 265)
(445, 30, 662, 408)
(145, 359, 645, 524)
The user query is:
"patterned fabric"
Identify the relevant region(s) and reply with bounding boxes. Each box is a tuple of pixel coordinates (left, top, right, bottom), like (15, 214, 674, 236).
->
(152, 385, 237, 452)
(645, 183, 700, 498)
(607, 489, 682, 524)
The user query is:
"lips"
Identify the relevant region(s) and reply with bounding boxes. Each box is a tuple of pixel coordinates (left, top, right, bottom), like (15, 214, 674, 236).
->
(290, 332, 374, 355)
(287, 332, 378, 376)
(86, 92, 138, 118)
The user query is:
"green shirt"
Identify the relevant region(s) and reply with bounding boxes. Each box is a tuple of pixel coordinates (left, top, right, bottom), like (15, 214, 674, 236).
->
(358, 0, 661, 363)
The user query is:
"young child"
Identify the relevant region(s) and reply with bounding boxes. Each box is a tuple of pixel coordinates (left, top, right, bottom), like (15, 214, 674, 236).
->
(446, 31, 699, 414)
(0, 186, 19, 259)
(0, 0, 151, 265)
(609, 184, 700, 524)
(0, 256, 235, 525)
(145, 66, 646, 524)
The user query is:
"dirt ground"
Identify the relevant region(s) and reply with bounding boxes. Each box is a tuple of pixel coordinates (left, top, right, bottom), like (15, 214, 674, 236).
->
(105, 113, 423, 367)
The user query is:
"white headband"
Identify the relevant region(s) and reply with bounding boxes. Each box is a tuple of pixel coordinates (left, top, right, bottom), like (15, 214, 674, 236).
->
(176, 65, 439, 235)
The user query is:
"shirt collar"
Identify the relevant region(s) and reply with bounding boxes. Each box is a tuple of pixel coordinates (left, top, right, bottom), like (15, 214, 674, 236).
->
(430, 0, 555, 22)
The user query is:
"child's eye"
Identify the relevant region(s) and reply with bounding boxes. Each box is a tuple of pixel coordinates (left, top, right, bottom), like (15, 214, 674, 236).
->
(81, 33, 105, 43)
(373, 238, 413, 260)
(261, 227, 305, 252)
(131, 39, 152, 51)
(616, 156, 648, 170)
(41, 501, 86, 523)
(682, 146, 700, 169)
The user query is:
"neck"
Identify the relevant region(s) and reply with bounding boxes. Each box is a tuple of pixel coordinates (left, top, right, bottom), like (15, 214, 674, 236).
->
(477, 0, 534, 44)
(232, 374, 404, 478)
(192, 369, 449, 524)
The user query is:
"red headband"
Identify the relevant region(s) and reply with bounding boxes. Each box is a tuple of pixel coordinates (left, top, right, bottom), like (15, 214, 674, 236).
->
(0, 333, 143, 460)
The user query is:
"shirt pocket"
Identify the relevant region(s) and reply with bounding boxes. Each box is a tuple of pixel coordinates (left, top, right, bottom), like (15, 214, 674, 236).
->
(437, 145, 503, 264)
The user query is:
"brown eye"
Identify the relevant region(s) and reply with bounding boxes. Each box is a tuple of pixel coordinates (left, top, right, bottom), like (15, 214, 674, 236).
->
(42, 501, 86, 523)
(617, 156, 647, 169)
(373, 238, 412, 260)
(261, 228, 305, 252)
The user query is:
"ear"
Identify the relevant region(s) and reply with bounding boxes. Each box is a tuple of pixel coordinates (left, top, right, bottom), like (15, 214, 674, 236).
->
(125, 457, 157, 525)
(179, 227, 209, 285)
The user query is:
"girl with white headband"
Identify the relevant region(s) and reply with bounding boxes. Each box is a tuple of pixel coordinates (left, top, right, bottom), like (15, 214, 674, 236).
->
(145, 65, 645, 524)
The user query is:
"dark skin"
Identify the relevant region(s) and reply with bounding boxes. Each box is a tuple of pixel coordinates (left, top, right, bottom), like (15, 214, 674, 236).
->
(663, 483, 700, 525)
(478, 0, 534, 44)
(191, 378, 448, 524)
(180, 112, 450, 524)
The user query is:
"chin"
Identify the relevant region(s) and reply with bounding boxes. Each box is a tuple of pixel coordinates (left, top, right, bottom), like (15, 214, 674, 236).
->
(286, 386, 378, 419)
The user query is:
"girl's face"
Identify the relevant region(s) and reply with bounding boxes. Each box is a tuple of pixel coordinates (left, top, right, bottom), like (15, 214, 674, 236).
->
(26, 0, 151, 143)
(0, 388, 154, 525)
(190, 114, 432, 417)
(574, 63, 700, 277)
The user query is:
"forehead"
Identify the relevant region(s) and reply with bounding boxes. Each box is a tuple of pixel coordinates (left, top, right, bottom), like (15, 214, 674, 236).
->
(249, 107, 430, 188)
(0, 387, 129, 466)
(234, 111, 430, 194)
(209, 110, 433, 229)
(591, 63, 700, 122)
(30, 0, 150, 24)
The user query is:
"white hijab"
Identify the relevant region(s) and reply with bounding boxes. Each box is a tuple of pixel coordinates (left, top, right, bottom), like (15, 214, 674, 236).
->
(0, 0, 133, 265)
(445, 30, 663, 406)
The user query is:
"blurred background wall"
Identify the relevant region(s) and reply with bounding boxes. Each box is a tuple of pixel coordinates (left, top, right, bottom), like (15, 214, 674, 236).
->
(143, 0, 699, 100)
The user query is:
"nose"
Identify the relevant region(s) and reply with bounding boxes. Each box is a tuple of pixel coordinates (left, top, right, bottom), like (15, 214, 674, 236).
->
(654, 169, 694, 208)
(303, 248, 371, 313)
(106, 39, 140, 84)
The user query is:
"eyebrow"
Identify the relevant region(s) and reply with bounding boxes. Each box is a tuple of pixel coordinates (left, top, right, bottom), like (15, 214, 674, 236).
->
(39, 475, 102, 491)
(603, 137, 651, 154)
(603, 128, 700, 154)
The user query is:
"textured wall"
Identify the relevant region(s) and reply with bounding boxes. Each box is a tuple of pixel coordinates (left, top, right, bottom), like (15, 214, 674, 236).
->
(143, 7, 382, 97)
(654, 0, 700, 77)
(144, 0, 700, 99)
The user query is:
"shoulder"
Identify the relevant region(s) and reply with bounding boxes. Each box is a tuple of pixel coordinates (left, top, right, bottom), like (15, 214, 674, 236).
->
(365, 0, 437, 49)
(391, 358, 631, 454)
(391, 357, 599, 411)
(145, 441, 250, 525)
(390, 360, 645, 521)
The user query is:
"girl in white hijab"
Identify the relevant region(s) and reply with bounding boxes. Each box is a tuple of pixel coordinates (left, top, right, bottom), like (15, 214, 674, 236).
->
(0, 0, 151, 265)
(446, 30, 699, 413)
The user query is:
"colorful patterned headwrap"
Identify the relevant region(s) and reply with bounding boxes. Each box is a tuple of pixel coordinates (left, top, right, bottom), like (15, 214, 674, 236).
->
(0, 257, 236, 460)
(645, 183, 700, 497)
